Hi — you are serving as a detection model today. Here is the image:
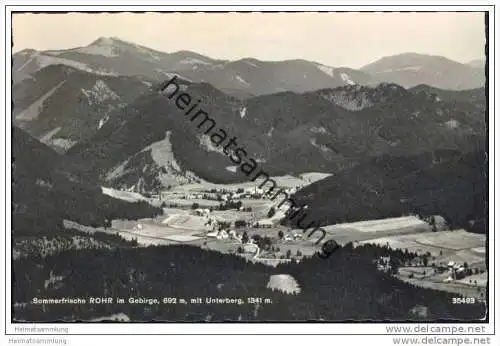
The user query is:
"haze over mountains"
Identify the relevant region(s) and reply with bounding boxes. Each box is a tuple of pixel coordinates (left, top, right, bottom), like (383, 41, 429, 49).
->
(14, 37, 485, 96)
(361, 53, 485, 91)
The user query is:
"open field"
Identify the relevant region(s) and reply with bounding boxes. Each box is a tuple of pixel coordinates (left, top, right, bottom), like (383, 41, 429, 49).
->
(167, 172, 331, 193)
(340, 216, 428, 233)
(457, 272, 488, 287)
(397, 275, 486, 300)
(160, 197, 220, 207)
(439, 250, 486, 268)
(359, 230, 486, 258)
(202, 238, 241, 253)
(397, 262, 487, 299)
(359, 228, 488, 298)
(323, 216, 429, 233)
(415, 231, 485, 250)
(159, 213, 207, 230)
(160, 207, 190, 216)
(280, 216, 434, 247)
(65, 196, 487, 298)
(110, 211, 208, 245)
(396, 264, 487, 299)
(101, 187, 148, 203)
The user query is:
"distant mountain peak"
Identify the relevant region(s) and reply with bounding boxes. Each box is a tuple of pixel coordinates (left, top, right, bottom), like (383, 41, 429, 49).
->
(90, 37, 124, 46)
(360, 52, 484, 90)
(77, 37, 143, 58)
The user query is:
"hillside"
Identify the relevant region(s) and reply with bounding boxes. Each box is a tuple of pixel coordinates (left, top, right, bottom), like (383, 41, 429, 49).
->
(291, 150, 487, 230)
(64, 79, 486, 193)
(12, 243, 485, 322)
(13, 38, 216, 84)
(167, 58, 374, 96)
(13, 64, 151, 152)
(409, 84, 486, 109)
(361, 53, 485, 90)
(12, 127, 161, 236)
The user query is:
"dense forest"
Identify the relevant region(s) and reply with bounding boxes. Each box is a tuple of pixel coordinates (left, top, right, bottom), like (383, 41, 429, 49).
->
(12, 127, 162, 236)
(65, 79, 485, 186)
(290, 150, 487, 232)
(12, 243, 485, 322)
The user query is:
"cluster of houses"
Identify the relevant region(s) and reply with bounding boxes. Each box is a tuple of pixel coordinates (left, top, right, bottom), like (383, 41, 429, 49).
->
(194, 208, 211, 217)
(205, 228, 261, 257)
(206, 229, 241, 241)
(282, 231, 304, 242)
(185, 193, 205, 200)
(173, 184, 302, 202)
(171, 187, 268, 202)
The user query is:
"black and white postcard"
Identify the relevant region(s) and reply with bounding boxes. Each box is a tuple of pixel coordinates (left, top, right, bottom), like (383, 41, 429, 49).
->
(3, 4, 497, 344)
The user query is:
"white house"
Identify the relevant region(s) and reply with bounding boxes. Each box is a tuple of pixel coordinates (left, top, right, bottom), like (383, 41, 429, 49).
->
(243, 243, 259, 255)
(217, 230, 229, 240)
(254, 188, 265, 195)
(194, 208, 210, 217)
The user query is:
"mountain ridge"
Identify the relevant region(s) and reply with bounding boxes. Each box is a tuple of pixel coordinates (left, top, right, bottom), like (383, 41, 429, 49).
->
(13, 37, 485, 94)
(62, 77, 486, 193)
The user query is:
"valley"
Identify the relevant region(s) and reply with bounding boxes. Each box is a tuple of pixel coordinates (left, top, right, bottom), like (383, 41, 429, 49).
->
(58, 176, 487, 302)
(10, 34, 488, 323)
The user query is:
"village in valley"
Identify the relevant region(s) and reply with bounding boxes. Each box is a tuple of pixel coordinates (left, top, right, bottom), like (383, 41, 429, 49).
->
(99, 174, 323, 265)
(47, 171, 485, 302)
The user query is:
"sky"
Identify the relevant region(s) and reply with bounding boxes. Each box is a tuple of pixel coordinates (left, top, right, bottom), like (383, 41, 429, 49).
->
(12, 12, 486, 68)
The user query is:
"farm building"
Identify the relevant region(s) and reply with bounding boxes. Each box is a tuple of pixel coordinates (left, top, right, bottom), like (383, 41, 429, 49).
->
(194, 208, 210, 217)
(206, 230, 229, 240)
(243, 243, 259, 256)
(217, 230, 229, 240)
(255, 219, 275, 228)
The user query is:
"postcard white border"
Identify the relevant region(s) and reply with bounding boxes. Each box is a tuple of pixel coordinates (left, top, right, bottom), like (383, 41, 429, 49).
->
(1, 2, 497, 342)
